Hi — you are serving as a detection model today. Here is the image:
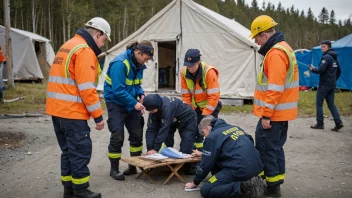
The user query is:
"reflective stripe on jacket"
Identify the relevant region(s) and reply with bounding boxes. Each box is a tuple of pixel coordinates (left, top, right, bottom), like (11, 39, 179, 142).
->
(46, 34, 103, 120)
(180, 62, 220, 115)
(253, 41, 299, 121)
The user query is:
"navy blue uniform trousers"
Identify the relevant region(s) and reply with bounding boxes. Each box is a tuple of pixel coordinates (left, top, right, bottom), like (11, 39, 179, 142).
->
(163, 115, 197, 154)
(316, 86, 342, 125)
(255, 119, 288, 186)
(200, 168, 242, 198)
(106, 102, 144, 162)
(52, 116, 91, 190)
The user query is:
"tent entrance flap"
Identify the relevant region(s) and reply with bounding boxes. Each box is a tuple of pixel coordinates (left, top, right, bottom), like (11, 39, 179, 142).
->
(157, 41, 176, 91)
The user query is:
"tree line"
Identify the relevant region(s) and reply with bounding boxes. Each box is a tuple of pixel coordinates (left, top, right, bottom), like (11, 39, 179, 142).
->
(0, 0, 351, 52)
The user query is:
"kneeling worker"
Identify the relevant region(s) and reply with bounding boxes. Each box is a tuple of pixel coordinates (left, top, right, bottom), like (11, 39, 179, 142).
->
(143, 94, 197, 160)
(185, 116, 264, 198)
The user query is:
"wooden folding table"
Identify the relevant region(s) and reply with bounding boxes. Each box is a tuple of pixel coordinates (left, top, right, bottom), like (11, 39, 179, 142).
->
(121, 156, 201, 185)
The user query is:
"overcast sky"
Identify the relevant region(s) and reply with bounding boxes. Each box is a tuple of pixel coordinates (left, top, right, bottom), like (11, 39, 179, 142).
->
(244, 0, 352, 21)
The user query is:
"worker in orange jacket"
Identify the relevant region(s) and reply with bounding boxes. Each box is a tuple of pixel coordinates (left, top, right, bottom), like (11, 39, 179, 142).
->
(46, 17, 111, 198)
(0, 46, 5, 103)
(250, 15, 299, 197)
(180, 49, 221, 152)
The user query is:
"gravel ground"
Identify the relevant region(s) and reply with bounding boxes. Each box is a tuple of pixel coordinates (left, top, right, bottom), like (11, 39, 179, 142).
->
(0, 113, 351, 198)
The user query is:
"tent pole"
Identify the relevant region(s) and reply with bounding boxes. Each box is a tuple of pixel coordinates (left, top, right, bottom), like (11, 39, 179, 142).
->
(3, 0, 15, 88)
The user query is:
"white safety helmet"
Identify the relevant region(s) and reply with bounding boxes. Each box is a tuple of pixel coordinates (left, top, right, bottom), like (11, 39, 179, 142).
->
(85, 17, 111, 41)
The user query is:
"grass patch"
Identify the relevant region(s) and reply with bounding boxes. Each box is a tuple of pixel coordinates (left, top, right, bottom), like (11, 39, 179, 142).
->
(221, 91, 352, 117)
(0, 83, 107, 114)
(1, 84, 351, 117)
(1, 83, 47, 114)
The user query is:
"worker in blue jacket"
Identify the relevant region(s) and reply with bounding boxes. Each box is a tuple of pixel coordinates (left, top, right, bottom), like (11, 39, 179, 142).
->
(309, 40, 343, 131)
(185, 116, 264, 198)
(104, 40, 154, 181)
(143, 94, 197, 159)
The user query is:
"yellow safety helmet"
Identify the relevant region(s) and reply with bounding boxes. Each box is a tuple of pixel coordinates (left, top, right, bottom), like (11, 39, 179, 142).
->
(249, 15, 278, 39)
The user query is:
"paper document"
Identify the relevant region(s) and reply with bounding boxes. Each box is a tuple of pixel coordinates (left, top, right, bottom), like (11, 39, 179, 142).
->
(185, 187, 201, 192)
(142, 153, 169, 160)
(160, 147, 191, 159)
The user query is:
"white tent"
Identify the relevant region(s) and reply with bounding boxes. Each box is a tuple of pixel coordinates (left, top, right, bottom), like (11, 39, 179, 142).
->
(0, 25, 55, 80)
(98, 0, 260, 97)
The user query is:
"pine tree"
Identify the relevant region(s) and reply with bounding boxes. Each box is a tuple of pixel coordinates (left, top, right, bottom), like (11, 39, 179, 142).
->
(251, 0, 258, 10)
(266, 2, 272, 11)
(277, 2, 282, 12)
(330, 10, 336, 24)
(300, 10, 305, 18)
(307, 7, 314, 21)
(318, 7, 329, 24)
(261, 1, 266, 10)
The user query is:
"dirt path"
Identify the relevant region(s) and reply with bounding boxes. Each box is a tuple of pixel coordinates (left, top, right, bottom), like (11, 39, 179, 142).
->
(0, 113, 351, 198)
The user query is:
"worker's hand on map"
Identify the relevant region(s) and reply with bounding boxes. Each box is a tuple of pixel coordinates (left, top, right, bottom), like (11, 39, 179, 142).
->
(262, 118, 272, 129)
(95, 120, 104, 130)
(184, 182, 197, 189)
(146, 149, 157, 155)
(191, 149, 202, 157)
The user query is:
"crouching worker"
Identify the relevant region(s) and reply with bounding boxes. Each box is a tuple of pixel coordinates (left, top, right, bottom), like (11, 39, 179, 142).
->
(143, 94, 197, 172)
(185, 116, 264, 198)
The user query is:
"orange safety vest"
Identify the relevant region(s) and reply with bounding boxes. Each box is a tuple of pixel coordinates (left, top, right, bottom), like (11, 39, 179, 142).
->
(180, 62, 220, 115)
(0, 49, 5, 62)
(46, 34, 103, 120)
(253, 41, 299, 121)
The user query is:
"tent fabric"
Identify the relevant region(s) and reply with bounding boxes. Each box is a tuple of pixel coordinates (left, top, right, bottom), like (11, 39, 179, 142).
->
(98, 0, 260, 98)
(0, 25, 55, 80)
(294, 50, 318, 87)
(311, 34, 352, 90)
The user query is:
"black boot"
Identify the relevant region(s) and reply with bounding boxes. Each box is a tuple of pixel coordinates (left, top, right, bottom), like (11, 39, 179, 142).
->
(109, 160, 125, 180)
(310, 123, 324, 129)
(74, 189, 101, 198)
(63, 187, 74, 198)
(264, 185, 281, 197)
(241, 176, 265, 198)
(331, 122, 344, 132)
(123, 164, 137, 175)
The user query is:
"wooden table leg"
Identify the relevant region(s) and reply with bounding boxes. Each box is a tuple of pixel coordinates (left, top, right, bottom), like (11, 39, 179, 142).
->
(162, 163, 185, 185)
(137, 167, 155, 183)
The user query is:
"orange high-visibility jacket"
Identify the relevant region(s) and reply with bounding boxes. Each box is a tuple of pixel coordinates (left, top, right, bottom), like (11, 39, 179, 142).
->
(180, 62, 220, 115)
(0, 49, 5, 62)
(253, 41, 299, 121)
(46, 34, 103, 120)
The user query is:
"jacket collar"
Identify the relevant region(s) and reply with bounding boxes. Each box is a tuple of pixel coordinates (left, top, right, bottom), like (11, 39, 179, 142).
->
(258, 32, 285, 56)
(75, 29, 102, 57)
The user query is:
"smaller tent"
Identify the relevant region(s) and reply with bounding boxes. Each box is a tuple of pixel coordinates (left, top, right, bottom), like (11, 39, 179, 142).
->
(312, 34, 352, 90)
(0, 25, 55, 81)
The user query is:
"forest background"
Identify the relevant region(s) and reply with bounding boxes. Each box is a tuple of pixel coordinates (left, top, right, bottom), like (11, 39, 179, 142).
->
(1, 0, 351, 52)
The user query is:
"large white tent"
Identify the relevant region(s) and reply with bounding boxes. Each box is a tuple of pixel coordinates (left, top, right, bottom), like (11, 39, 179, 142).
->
(98, 0, 260, 97)
(0, 25, 55, 80)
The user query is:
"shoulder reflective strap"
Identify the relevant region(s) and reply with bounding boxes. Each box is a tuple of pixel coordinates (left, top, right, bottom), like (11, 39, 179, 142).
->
(96, 63, 102, 84)
(272, 44, 296, 83)
(105, 59, 131, 86)
(65, 44, 89, 78)
(183, 67, 194, 91)
(123, 59, 131, 76)
(202, 62, 215, 89)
